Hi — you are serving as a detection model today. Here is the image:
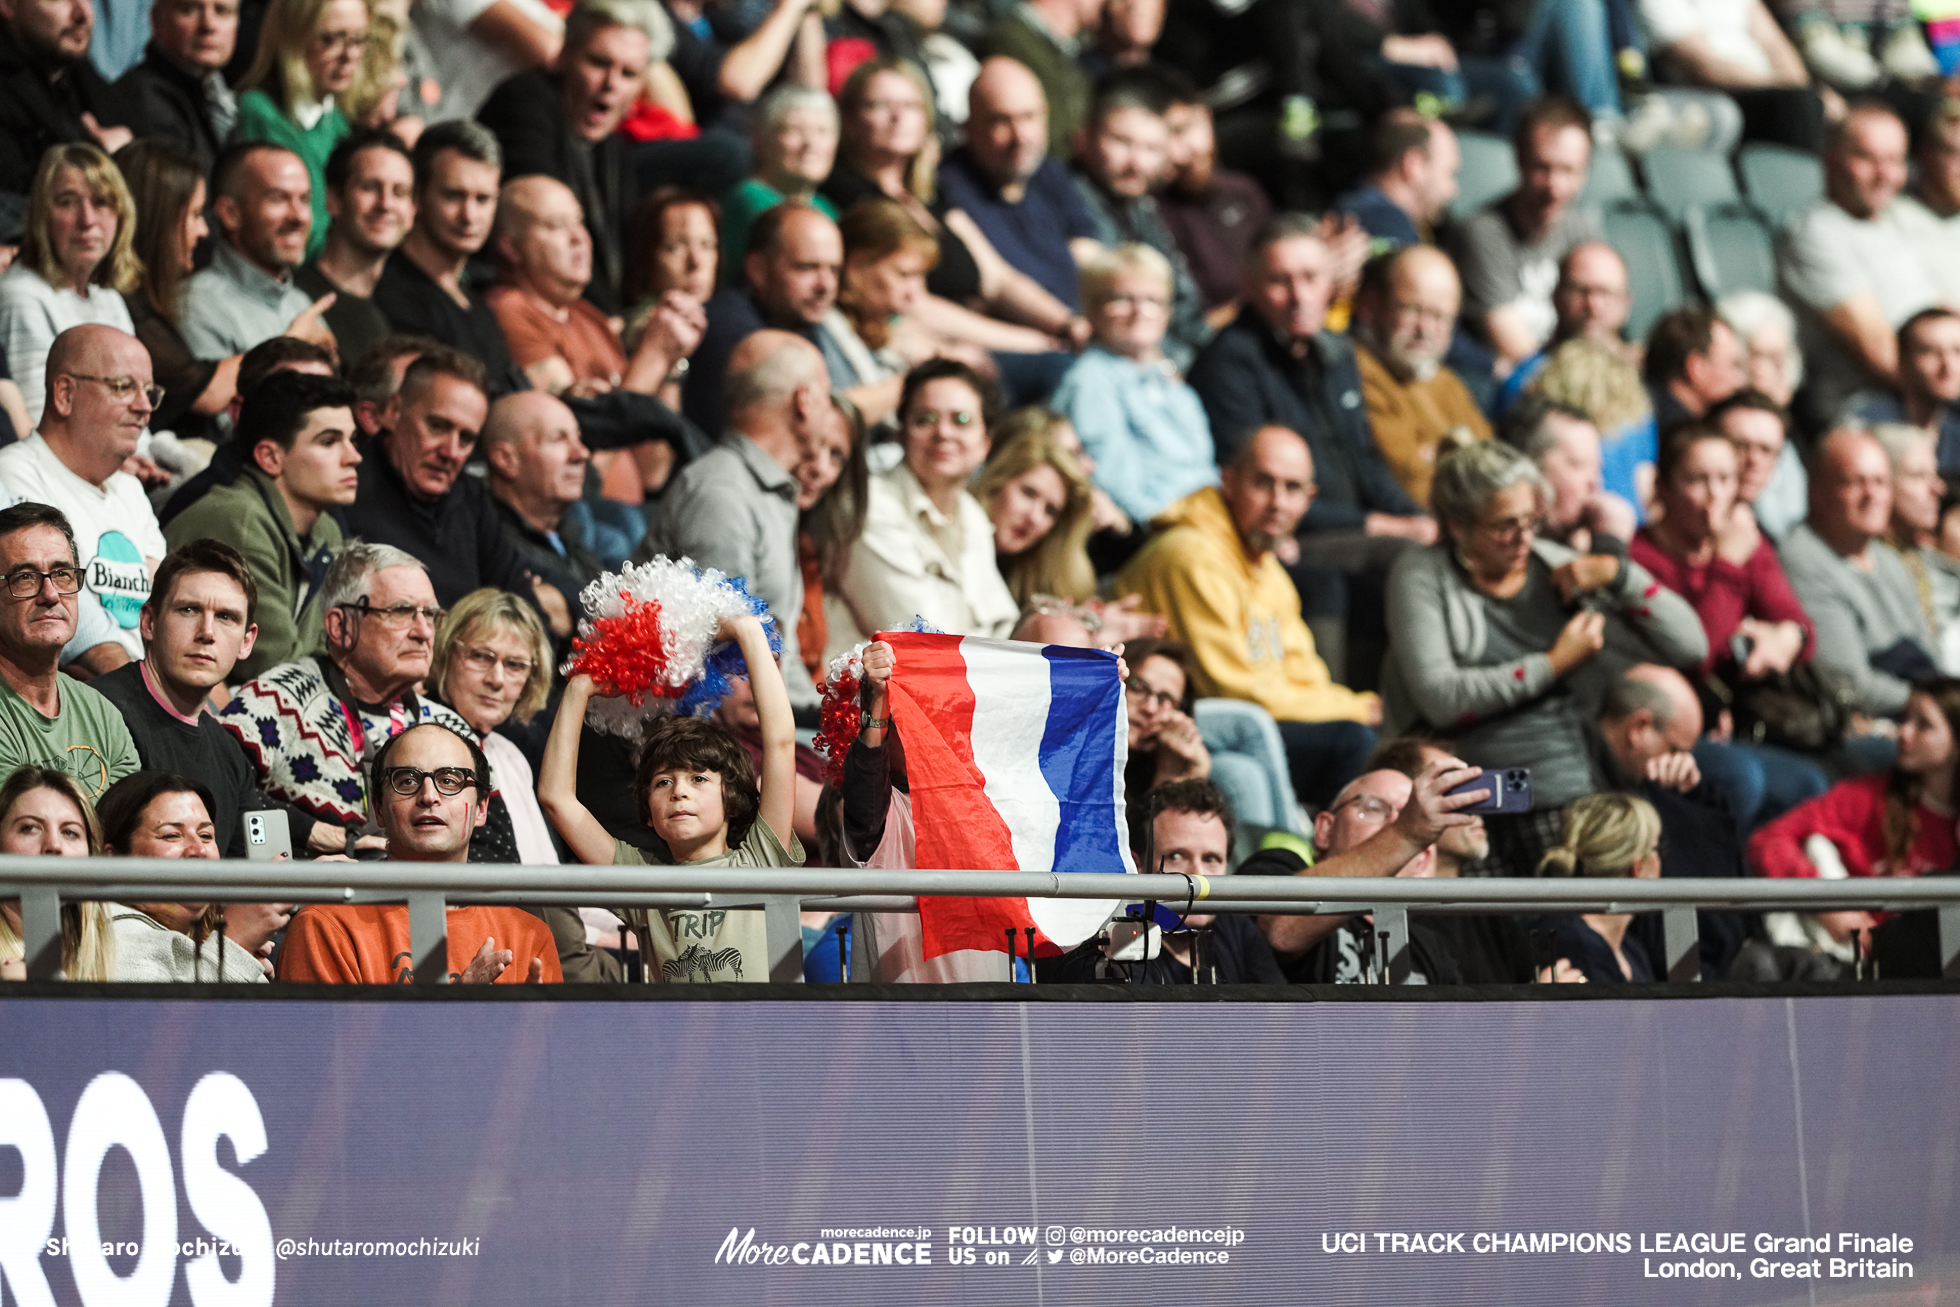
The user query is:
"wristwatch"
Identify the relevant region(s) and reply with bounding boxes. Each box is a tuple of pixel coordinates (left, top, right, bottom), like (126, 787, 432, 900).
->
(860, 716, 890, 733)
(665, 357, 691, 386)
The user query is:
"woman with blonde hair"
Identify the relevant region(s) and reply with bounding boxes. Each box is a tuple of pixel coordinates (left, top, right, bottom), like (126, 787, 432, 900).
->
(235, 0, 368, 258)
(1529, 335, 1659, 517)
(0, 143, 141, 426)
(1535, 791, 1663, 983)
(0, 767, 114, 982)
(974, 407, 1096, 605)
(426, 589, 557, 866)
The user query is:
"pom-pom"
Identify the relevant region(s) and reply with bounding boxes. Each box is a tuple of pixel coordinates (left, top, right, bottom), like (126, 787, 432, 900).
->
(814, 643, 868, 785)
(565, 556, 781, 738)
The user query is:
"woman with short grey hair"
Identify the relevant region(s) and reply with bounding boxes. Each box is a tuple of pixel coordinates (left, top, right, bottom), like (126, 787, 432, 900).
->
(1383, 437, 1708, 875)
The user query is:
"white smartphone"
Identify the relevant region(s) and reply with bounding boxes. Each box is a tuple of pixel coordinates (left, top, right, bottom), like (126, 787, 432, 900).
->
(242, 811, 292, 862)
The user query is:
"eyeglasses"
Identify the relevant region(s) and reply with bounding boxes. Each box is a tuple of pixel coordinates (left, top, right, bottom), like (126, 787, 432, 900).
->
(1125, 676, 1179, 711)
(1472, 513, 1539, 542)
(1335, 794, 1400, 822)
(461, 645, 534, 679)
(3, 565, 83, 599)
(342, 600, 444, 628)
(381, 766, 477, 797)
(1100, 291, 1169, 314)
(312, 30, 371, 53)
(906, 408, 976, 429)
(65, 374, 164, 409)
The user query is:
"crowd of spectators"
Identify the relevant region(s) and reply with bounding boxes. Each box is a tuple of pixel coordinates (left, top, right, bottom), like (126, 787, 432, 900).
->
(5, 0, 1960, 989)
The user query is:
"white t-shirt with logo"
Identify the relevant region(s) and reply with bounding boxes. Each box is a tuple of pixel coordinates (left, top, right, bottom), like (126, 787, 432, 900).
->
(0, 434, 165, 659)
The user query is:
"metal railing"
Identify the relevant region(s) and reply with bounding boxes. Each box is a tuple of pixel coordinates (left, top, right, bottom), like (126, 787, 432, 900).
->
(5, 855, 1959, 984)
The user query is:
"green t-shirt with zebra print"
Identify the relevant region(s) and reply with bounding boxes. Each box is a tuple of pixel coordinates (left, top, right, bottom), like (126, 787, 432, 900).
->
(612, 821, 805, 983)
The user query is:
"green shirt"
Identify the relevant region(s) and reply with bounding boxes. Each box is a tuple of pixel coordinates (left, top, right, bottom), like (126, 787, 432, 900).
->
(0, 672, 141, 800)
(612, 819, 805, 983)
(719, 180, 840, 285)
(233, 88, 350, 261)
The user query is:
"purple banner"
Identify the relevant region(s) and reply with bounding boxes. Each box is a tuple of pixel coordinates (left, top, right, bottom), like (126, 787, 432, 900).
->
(0, 993, 1955, 1305)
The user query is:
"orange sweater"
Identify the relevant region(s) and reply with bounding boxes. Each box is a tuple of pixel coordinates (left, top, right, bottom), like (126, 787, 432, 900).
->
(278, 903, 563, 984)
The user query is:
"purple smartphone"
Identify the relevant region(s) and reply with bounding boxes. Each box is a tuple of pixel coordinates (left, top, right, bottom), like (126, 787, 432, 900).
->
(1446, 767, 1533, 814)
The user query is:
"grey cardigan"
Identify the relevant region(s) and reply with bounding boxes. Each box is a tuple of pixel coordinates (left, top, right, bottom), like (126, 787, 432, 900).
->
(109, 907, 267, 983)
(1780, 525, 1932, 717)
(1383, 540, 1708, 801)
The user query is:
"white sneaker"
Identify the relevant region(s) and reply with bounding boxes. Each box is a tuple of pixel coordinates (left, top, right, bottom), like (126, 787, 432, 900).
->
(1802, 22, 1882, 89)
(1881, 24, 1941, 80)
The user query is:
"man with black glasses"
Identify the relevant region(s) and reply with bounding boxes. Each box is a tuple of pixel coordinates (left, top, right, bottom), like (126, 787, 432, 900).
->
(278, 722, 560, 981)
(220, 540, 473, 848)
(0, 502, 140, 798)
(0, 325, 169, 660)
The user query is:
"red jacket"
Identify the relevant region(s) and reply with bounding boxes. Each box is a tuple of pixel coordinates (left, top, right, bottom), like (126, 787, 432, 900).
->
(1748, 772, 1956, 880)
(1632, 529, 1815, 676)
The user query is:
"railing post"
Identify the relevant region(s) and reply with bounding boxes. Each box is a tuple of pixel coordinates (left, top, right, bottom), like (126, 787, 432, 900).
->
(20, 886, 61, 980)
(1663, 908, 1700, 983)
(1940, 906, 1960, 981)
(760, 896, 805, 983)
(1373, 905, 1410, 985)
(408, 891, 449, 984)
(847, 912, 869, 982)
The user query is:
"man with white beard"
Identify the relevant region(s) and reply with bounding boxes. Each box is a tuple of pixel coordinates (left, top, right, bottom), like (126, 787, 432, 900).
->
(1349, 245, 1492, 508)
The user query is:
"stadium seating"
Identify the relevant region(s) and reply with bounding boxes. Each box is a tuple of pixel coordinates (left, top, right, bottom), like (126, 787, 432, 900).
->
(1579, 145, 1640, 209)
(1642, 146, 1743, 224)
(1737, 143, 1825, 226)
(1450, 130, 1519, 221)
(1600, 201, 1687, 339)
(1682, 202, 1778, 299)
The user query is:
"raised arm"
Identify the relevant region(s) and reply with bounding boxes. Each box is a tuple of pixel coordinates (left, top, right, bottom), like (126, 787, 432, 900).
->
(537, 675, 618, 866)
(728, 614, 796, 848)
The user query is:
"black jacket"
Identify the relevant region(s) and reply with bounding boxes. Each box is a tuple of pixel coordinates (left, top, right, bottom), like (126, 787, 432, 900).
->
(0, 28, 133, 199)
(1186, 316, 1422, 532)
(370, 249, 523, 397)
(476, 69, 632, 316)
(113, 44, 224, 172)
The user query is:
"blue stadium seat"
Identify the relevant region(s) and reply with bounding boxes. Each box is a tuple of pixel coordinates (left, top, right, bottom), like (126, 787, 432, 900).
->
(1580, 145, 1639, 208)
(1642, 146, 1742, 223)
(1600, 201, 1687, 341)
(1682, 202, 1777, 299)
(1737, 143, 1824, 226)
(1449, 130, 1518, 221)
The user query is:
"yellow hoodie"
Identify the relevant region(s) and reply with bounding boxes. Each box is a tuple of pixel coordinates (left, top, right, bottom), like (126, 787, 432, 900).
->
(1114, 487, 1378, 724)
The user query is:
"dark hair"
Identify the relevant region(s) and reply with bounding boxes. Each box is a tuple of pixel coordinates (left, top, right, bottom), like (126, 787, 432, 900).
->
(1088, 67, 1171, 128)
(97, 769, 218, 855)
(0, 502, 78, 566)
(1355, 248, 1398, 305)
(324, 126, 412, 193)
(371, 721, 493, 811)
(210, 140, 295, 203)
(1899, 305, 1960, 356)
(897, 357, 998, 430)
(1498, 392, 1593, 460)
(397, 344, 487, 407)
(1642, 305, 1721, 388)
(1706, 386, 1789, 432)
(348, 333, 439, 404)
(1134, 778, 1235, 868)
(1122, 637, 1196, 715)
(808, 391, 870, 586)
(1654, 420, 1733, 487)
(238, 336, 337, 398)
(116, 137, 203, 324)
(237, 370, 359, 456)
(623, 184, 720, 305)
(748, 199, 826, 261)
(1368, 109, 1434, 177)
(148, 539, 260, 627)
(633, 717, 760, 845)
(1512, 94, 1593, 157)
(412, 119, 501, 192)
(1884, 678, 1960, 870)
(1367, 732, 1456, 778)
(1152, 66, 1203, 108)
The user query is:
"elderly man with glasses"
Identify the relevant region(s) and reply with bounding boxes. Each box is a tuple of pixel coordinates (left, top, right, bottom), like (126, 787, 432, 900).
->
(220, 540, 475, 853)
(0, 501, 140, 798)
(0, 325, 169, 660)
(278, 721, 562, 982)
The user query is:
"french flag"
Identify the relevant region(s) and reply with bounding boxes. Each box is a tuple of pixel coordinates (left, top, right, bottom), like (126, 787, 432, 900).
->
(883, 632, 1136, 959)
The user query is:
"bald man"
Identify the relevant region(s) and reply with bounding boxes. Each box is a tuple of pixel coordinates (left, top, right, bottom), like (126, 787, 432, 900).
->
(181, 143, 337, 361)
(1782, 427, 1937, 716)
(1351, 246, 1492, 504)
(684, 202, 868, 438)
(643, 330, 833, 706)
(1491, 242, 1637, 419)
(1782, 102, 1947, 423)
(981, 0, 1099, 156)
(1117, 424, 1380, 809)
(483, 390, 603, 589)
(0, 326, 168, 659)
(487, 175, 704, 404)
(937, 57, 1102, 315)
